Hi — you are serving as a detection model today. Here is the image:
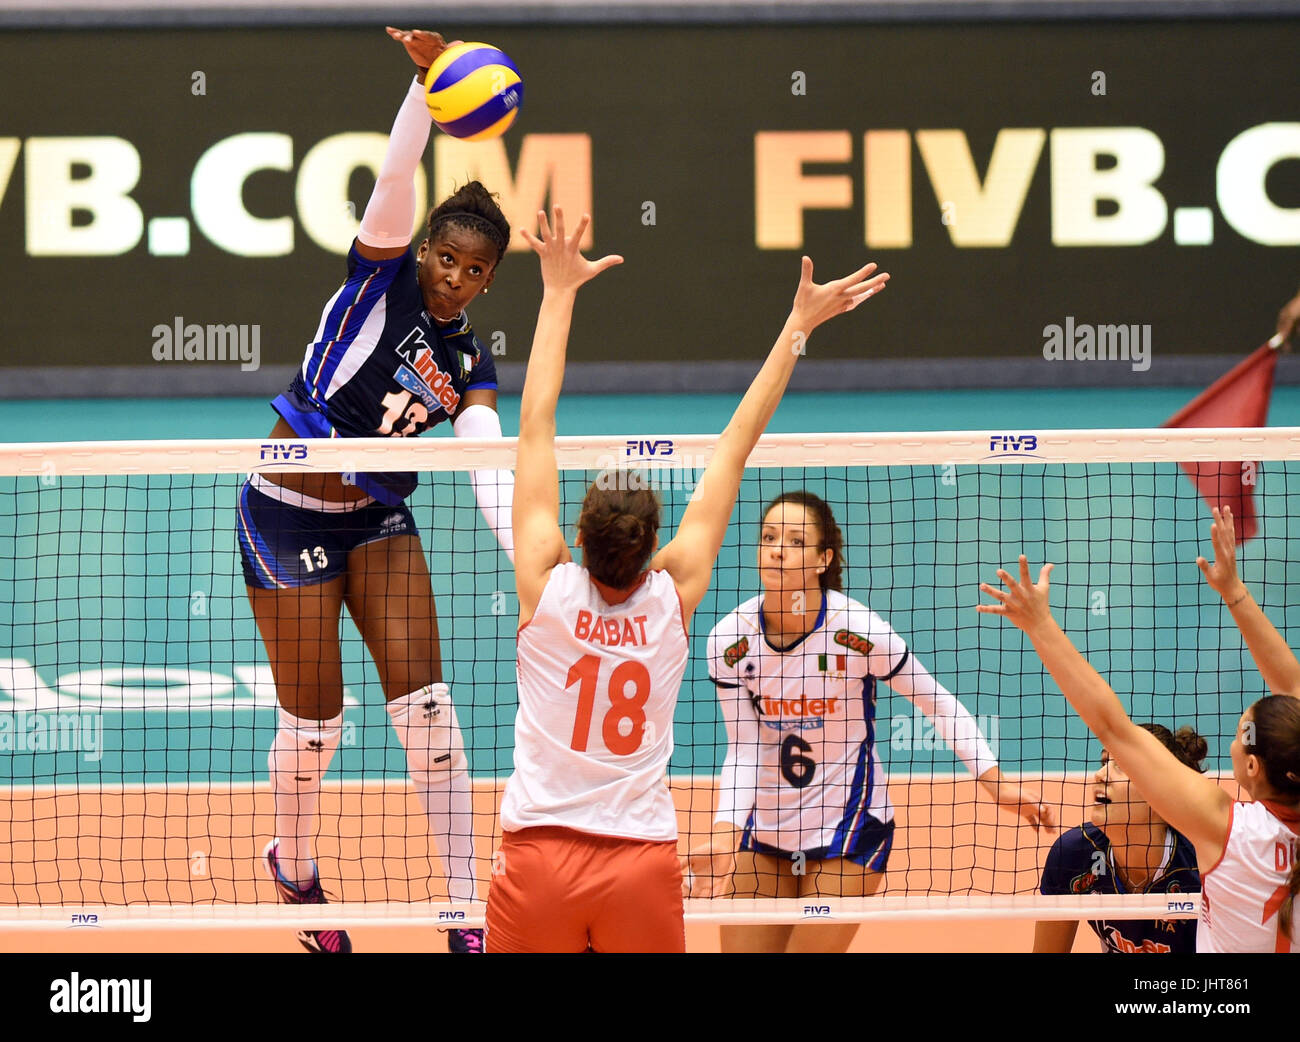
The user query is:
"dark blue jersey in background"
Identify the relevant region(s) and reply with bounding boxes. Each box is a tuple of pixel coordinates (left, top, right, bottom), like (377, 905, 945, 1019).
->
(1040, 823, 1200, 953)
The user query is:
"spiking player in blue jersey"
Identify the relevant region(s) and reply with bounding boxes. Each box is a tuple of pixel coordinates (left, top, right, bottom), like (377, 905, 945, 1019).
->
(238, 28, 514, 955)
(1035, 725, 1203, 954)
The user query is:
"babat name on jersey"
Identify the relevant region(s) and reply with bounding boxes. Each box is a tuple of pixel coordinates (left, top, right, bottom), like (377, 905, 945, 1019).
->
(574, 610, 650, 647)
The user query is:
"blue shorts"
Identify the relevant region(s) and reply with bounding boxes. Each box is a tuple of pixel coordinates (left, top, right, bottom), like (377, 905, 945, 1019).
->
(740, 816, 894, 871)
(237, 478, 419, 589)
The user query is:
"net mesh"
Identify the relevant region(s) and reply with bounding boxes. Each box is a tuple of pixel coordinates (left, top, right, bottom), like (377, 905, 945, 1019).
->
(1, 428, 1295, 928)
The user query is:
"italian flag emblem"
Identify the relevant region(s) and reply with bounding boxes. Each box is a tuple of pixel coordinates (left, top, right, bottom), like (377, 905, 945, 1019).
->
(818, 654, 846, 672)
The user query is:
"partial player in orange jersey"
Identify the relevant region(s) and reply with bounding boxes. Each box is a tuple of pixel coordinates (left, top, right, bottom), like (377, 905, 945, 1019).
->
(982, 506, 1300, 953)
(484, 206, 889, 952)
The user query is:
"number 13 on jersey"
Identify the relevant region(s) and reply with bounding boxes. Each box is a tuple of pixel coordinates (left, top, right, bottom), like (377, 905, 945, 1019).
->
(566, 654, 652, 756)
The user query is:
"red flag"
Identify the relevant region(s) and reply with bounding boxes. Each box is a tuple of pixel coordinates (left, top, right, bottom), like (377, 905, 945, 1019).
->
(1162, 344, 1278, 541)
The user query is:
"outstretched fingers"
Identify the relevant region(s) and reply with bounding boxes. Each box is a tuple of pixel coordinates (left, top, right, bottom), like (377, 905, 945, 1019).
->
(592, 253, 626, 275)
(846, 273, 890, 310)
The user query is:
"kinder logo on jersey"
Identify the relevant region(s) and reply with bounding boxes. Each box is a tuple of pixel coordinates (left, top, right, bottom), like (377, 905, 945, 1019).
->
(723, 637, 749, 668)
(1070, 871, 1097, 894)
(833, 629, 873, 655)
(395, 361, 460, 414)
(395, 329, 462, 413)
(759, 696, 839, 717)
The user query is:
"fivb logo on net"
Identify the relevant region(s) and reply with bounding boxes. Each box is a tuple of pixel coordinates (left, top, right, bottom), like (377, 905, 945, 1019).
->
(593, 439, 707, 492)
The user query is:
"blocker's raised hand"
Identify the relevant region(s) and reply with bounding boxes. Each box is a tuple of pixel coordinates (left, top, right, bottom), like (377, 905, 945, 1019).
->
(521, 207, 624, 295)
(789, 257, 890, 336)
(1195, 505, 1243, 600)
(977, 554, 1057, 636)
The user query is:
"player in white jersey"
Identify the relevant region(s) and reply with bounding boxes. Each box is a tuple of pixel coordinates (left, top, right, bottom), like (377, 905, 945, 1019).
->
(981, 506, 1300, 953)
(694, 490, 1055, 953)
(484, 206, 891, 952)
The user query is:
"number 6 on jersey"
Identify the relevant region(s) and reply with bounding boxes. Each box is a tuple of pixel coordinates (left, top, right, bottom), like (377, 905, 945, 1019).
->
(567, 654, 652, 755)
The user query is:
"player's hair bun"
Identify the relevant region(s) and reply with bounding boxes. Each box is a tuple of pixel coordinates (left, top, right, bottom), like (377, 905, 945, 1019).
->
(1140, 722, 1208, 773)
(425, 180, 511, 263)
(1172, 726, 1209, 771)
(578, 482, 662, 590)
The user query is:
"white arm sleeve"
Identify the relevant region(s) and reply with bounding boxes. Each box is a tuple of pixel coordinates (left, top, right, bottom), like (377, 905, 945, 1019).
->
(452, 404, 515, 562)
(885, 653, 998, 779)
(357, 77, 430, 249)
(715, 682, 761, 828)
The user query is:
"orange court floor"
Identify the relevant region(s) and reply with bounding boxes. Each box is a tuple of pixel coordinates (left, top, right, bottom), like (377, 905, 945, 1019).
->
(2, 776, 1207, 954)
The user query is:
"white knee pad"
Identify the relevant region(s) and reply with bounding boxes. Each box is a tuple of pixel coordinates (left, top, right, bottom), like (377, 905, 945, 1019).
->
(268, 707, 344, 792)
(387, 683, 468, 782)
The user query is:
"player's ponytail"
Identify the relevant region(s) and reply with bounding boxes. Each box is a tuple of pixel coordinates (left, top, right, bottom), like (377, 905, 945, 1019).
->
(425, 181, 511, 265)
(578, 479, 661, 590)
(761, 491, 844, 591)
(1285, 846, 1300, 944)
(1245, 695, 1300, 940)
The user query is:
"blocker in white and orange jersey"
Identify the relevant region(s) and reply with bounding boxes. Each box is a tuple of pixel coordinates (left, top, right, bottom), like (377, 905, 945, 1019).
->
(1199, 800, 1300, 953)
(502, 562, 688, 842)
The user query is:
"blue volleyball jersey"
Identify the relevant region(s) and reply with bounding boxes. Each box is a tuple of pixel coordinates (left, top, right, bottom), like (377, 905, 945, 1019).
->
(1040, 823, 1200, 954)
(271, 243, 498, 506)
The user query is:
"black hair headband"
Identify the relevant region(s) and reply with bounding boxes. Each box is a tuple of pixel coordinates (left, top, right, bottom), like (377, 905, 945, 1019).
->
(429, 210, 508, 257)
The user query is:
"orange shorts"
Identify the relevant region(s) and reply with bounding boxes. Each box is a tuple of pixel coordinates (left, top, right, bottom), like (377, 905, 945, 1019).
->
(484, 826, 685, 953)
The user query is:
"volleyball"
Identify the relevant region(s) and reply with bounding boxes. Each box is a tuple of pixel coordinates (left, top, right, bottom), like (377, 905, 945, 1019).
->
(424, 42, 524, 141)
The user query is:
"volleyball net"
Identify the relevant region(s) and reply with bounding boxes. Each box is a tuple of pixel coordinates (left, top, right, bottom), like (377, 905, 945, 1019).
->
(1, 427, 1296, 931)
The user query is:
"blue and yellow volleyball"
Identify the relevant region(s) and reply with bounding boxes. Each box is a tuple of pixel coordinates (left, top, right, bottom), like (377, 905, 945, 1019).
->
(424, 42, 524, 141)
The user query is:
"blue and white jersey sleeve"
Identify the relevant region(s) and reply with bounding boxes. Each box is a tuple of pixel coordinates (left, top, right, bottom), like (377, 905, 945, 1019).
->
(707, 608, 763, 827)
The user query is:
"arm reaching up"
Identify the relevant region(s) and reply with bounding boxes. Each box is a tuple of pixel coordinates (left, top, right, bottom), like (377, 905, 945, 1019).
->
(652, 257, 889, 623)
(978, 556, 1232, 862)
(512, 209, 624, 622)
(1197, 505, 1300, 697)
